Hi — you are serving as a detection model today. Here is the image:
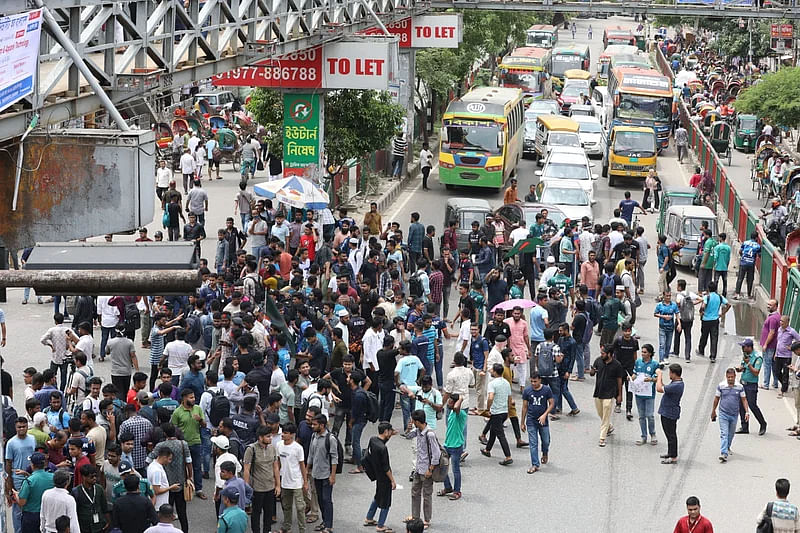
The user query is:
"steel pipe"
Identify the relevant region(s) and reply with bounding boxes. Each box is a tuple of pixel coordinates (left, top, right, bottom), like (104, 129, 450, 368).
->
(0, 270, 200, 295)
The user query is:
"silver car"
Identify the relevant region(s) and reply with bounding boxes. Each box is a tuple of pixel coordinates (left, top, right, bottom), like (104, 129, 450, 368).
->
(530, 180, 594, 225)
(572, 115, 607, 158)
(536, 146, 598, 204)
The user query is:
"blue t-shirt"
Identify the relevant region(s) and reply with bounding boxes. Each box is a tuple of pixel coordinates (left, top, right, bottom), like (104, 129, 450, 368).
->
(6, 435, 36, 488)
(657, 244, 670, 269)
(658, 380, 684, 420)
(410, 335, 429, 364)
(619, 199, 640, 222)
(395, 356, 424, 386)
(739, 240, 761, 266)
(522, 384, 553, 425)
(277, 348, 291, 374)
(529, 306, 549, 342)
(470, 337, 490, 370)
(422, 327, 437, 362)
(654, 301, 679, 330)
(633, 358, 658, 398)
(715, 381, 745, 417)
(702, 293, 727, 321)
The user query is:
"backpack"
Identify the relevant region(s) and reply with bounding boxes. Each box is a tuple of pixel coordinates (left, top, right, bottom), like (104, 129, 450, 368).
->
(679, 292, 695, 322)
(208, 390, 231, 428)
(423, 429, 450, 483)
(325, 433, 345, 474)
(124, 301, 141, 333)
(361, 440, 377, 481)
(364, 390, 380, 423)
(2, 397, 18, 441)
(185, 314, 203, 344)
(298, 393, 324, 422)
(757, 502, 774, 533)
(408, 273, 423, 298)
(201, 314, 214, 350)
(536, 342, 556, 376)
(244, 274, 265, 304)
(601, 272, 618, 294)
(585, 296, 602, 326)
(228, 435, 244, 462)
(581, 311, 594, 345)
(44, 406, 68, 429)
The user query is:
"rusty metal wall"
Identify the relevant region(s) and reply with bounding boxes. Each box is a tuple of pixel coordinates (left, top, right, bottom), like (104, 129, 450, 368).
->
(0, 129, 155, 251)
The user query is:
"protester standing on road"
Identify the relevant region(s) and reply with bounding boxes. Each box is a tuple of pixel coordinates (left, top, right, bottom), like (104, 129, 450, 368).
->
(391, 132, 407, 179)
(656, 235, 670, 298)
(589, 345, 624, 448)
(734, 232, 761, 300)
(520, 373, 554, 474)
(654, 290, 679, 363)
(697, 281, 729, 363)
(711, 368, 749, 462)
(711, 233, 731, 297)
(675, 123, 689, 163)
(760, 299, 781, 390)
(406, 410, 440, 529)
(757, 478, 800, 531)
(674, 280, 699, 362)
(480, 364, 513, 465)
(364, 422, 396, 531)
(775, 315, 800, 398)
(419, 143, 433, 191)
(440, 394, 465, 500)
(736, 338, 767, 436)
(673, 496, 714, 533)
(656, 363, 684, 464)
(503, 178, 519, 205)
(632, 344, 658, 446)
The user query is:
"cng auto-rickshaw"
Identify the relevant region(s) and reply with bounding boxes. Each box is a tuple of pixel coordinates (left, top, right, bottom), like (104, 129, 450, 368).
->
(664, 205, 717, 266)
(657, 186, 699, 235)
(734, 114, 760, 153)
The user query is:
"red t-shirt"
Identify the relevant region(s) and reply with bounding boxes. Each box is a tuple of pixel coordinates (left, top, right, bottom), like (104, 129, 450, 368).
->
(126, 389, 141, 410)
(300, 234, 316, 261)
(72, 455, 92, 488)
(689, 173, 702, 187)
(673, 515, 714, 533)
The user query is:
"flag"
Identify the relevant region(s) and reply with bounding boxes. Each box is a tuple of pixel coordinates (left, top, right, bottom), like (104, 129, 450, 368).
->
(505, 237, 544, 258)
(264, 293, 297, 355)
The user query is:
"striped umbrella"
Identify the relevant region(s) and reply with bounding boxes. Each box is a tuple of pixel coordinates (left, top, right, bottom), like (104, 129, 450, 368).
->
(253, 176, 329, 210)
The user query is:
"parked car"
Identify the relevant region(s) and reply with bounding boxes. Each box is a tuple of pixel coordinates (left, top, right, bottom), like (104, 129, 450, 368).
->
(537, 146, 598, 204)
(571, 115, 606, 157)
(529, 180, 594, 225)
(443, 197, 492, 251)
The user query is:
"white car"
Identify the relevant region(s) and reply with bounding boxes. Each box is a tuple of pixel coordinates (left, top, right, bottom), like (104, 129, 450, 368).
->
(536, 146, 598, 204)
(571, 115, 607, 158)
(530, 180, 594, 224)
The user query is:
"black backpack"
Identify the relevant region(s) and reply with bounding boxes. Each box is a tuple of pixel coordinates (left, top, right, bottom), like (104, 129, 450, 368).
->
(325, 433, 344, 474)
(364, 390, 380, 423)
(298, 393, 323, 422)
(124, 301, 141, 333)
(408, 273, 423, 298)
(185, 314, 203, 344)
(2, 397, 17, 441)
(757, 502, 774, 533)
(208, 390, 230, 428)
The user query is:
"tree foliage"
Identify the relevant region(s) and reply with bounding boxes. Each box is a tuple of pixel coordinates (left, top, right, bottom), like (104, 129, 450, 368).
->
(246, 88, 404, 170)
(735, 67, 800, 127)
(647, 17, 773, 60)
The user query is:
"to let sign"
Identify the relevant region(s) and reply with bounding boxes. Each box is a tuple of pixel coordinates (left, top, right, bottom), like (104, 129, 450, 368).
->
(410, 14, 461, 48)
(771, 24, 793, 38)
(323, 41, 393, 90)
(359, 18, 412, 47)
(283, 93, 321, 177)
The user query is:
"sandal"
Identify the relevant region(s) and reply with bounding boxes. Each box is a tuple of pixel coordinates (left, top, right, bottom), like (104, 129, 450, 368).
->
(598, 439, 606, 447)
(527, 466, 539, 474)
(402, 517, 415, 524)
(436, 488, 452, 497)
(376, 528, 394, 533)
(661, 458, 678, 464)
(314, 525, 325, 531)
(448, 492, 462, 500)
(480, 448, 491, 458)
(424, 522, 430, 530)
(364, 520, 378, 527)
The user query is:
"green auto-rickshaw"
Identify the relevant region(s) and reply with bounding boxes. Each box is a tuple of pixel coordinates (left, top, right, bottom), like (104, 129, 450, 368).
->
(657, 186, 699, 236)
(733, 114, 760, 153)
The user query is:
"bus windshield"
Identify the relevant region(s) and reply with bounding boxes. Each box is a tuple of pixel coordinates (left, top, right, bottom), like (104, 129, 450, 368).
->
(501, 72, 540, 93)
(528, 31, 554, 47)
(617, 94, 672, 122)
(614, 131, 655, 157)
(444, 121, 501, 154)
(552, 55, 582, 77)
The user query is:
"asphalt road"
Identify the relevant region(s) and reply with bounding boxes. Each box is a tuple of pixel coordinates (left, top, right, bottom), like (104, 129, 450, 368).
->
(2, 16, 799, 533)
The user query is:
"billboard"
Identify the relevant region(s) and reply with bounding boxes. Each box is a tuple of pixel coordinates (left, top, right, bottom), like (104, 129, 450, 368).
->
(283, 94, 321, 177)
(358, 14, 462, 48)
(0, 9, 43, 113)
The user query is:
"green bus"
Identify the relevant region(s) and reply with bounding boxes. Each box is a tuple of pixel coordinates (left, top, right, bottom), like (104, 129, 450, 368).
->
(439, 87, 524, 190)
(551, 44, 591, 91)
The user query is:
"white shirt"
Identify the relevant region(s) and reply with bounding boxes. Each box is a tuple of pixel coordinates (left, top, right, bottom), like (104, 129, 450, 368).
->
(419, 148, 433, 169)
(510, 227, 529, 245)
(276, 440, 305, 489)
(538, 266, 558, 289)
(763, 124, 773, 136)
(187, 134, 200, 153)
(97, 296, 120, 328)
(579, 230, 595, 262)
(163, 340, 193, 375)
(156, 167, 172, 188)
(608, 230, 624, 250)
(457, 319, 471, 349)
(195, 146, 206, 167)
(214, 451, 242, 488)
(362, 328, 385, 371)
(180, 153, 196, 174)
(147, 461, 171, 508)
(75, 334, 95, 368)
(390, 328, 410, 345)
(40, 487, 81, 533)
(270, 367, 287, 393)
(301, 384, 331, 417)
(444, 366, 474, 408)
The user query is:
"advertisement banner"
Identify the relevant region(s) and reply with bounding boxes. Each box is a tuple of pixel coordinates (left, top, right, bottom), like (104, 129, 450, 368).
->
(771, 24, 793, 38)
(323, 40, 394, 90)
(283, 93, 321, 177)
(0, 9, 43, 113)
(359, 18, 412, 48)
(411, 14, 462, 48)
(212, 47, 323, 89)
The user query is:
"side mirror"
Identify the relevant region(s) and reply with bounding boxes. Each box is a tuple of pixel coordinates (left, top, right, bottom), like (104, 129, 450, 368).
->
(592, 173, 599, 180)
(497, 131, 506, 148)
(589, 162, 596, 167)
(535, 170, 543, 177)
(440, 128, 448, 144)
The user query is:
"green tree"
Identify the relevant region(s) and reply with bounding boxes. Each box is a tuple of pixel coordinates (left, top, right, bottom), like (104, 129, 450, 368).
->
(735, 67, 800, 138)
(246, 88, 404, 173)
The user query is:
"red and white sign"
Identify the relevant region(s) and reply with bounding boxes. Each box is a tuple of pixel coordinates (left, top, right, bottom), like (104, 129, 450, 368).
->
(360, 18, 412, 48)
(411, 14, 461, 48)
(771, 24, 793, 38)
(213, 38, 396, 90)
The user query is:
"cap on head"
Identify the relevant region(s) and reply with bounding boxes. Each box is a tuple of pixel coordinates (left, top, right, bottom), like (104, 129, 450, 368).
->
(738, 338, 754, 348)
(210, 435, 230, 450)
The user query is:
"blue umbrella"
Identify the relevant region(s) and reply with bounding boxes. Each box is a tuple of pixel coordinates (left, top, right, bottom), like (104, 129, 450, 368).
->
(253, 176, 329, 210)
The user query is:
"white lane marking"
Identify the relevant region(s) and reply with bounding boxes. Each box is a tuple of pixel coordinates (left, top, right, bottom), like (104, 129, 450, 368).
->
(387, 162, 439, 221)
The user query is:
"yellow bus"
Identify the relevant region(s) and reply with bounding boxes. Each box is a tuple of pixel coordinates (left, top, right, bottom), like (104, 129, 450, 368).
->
(498, 47, 553, 104)
(439, 87, 524, 190)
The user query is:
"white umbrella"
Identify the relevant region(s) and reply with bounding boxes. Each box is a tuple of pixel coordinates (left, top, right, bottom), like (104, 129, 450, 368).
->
(253, 176, 329, 210)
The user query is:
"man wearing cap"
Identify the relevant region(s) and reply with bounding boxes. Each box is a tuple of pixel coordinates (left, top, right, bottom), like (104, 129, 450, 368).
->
(15, 451, 54, 533)
(40, 469, 81, 533)
(735, 338, 767, 435)
(217, 486, 248, 533)
(112, 461, 156, 504)
(144, 504, 183, 533)
(135, 227, 153, 242)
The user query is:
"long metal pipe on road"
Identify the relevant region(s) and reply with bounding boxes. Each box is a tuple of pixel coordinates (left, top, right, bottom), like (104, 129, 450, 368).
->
(0, 270, 201, 295)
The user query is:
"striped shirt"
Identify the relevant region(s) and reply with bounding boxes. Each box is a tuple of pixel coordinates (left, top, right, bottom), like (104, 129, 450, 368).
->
(149, 328, 167, 366)
(392, 137, 407, 157)
(422, 326, 437, 362)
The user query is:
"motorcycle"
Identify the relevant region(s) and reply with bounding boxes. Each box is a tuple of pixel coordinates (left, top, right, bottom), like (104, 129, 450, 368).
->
(760, 209, 789, 249)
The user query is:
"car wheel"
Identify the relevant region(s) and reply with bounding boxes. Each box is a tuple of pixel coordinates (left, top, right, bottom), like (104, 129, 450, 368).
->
(601, 162, 608, 178)
(608, 173, 616, 187)
(445, 184, 454, 190)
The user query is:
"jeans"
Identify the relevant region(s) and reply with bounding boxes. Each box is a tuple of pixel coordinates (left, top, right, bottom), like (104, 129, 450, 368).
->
(677, 143, 687, 162)
(352, 421, 366, 466)
(182, 173, 193, 192)
(776, 356, 792, 393)
(280, 487, 306, 533)
(201, 427, 212, 475)
(53, 295, 69, 316)
(526, 419, 550, 467)
(697, 268, 712, 293)
(442, 445, 463, 493)
(422, 166, 431, 188)
(713, 269, 728, 297)
(558, 376, 578, 412)
(740, 382, 767, 430)
(169, 488, 188, 532)
(698, 319, 719, 360)
(399, 394, 416, 432)
(111, 375, 131, 401)
(332, 405, 352, 446)
(486, 413, 511, 457)
(366, 498, 390, 527)
(315, 478, 334, 528)
(658, 328, 674, 362)
(735, 264, 756, 297)
(583, 343, 591, 374)
(635, 395, 656, 440)
(392, 156, 404, 178)
(442, 283, 452, 319)
(674, 320, 692, 359)
(168, 226, 180, 241)
(378, 381, 395, 422)
(718, 411, 737, 455)
(661, 415, 678, 458)
(240, 213, 251, 232)
(763, 348, 779, 388)
(251, 490, 275, 533)
(50, 361, 70, 391)
(411, 472, 433, 521)
(189, 444, 203, 492)
(445, 404, 467, 442)
(241, 158, 256, 178)
(574, 343, 585, 379)
(434, 350, 444, 389)
(542, 377, 561, 411)
(20, 510, 39, 533)
(422, 358, 433, 380)
(100, 326, 116, 361)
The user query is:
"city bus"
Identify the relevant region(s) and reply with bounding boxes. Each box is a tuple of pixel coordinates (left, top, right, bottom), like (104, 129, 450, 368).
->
(596, 44, 641, 84)
(609, 53, 651, 74)
(551, 44, 591, 91)
(439, 87, 525, 190)
(498, 47, 553, 104)
(606, 67, 674, 149)
(526, 24, 558, 49)
(603, 26, 636, 48)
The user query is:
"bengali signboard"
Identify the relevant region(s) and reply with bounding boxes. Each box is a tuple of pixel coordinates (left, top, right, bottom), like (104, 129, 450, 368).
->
(0, 9, 43, 112)
(771, 24, 793, 52)
(283, 93, 320, 177)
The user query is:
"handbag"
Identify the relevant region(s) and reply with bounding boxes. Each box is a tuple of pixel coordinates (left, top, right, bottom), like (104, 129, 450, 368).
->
(162, 209, 170, 229)
(256, 160, 265, 171)
(184, 478, 195, 502)
(424, 429, 450, 483)
(757, 502, 774, 533)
